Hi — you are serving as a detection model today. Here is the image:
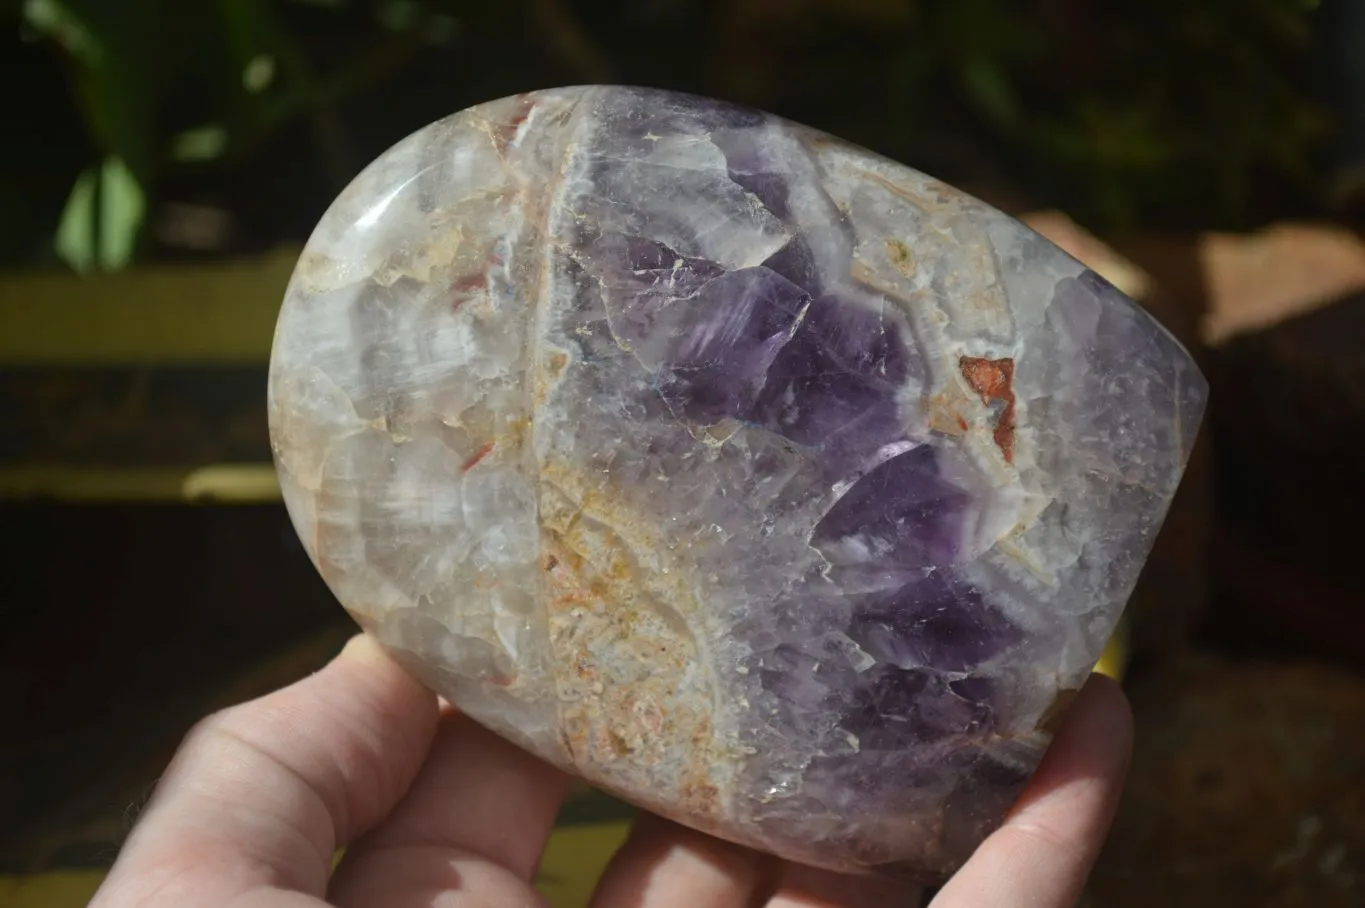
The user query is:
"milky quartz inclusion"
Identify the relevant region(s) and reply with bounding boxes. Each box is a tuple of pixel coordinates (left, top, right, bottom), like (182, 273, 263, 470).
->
(268, 86, 1206, 880)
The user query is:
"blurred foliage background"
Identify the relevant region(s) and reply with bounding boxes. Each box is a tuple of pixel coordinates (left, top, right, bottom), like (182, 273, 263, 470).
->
(4, 0, 1364, 276)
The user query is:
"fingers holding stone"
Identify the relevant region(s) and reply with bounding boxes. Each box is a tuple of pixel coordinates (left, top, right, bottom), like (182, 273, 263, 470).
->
(929, 672, 1134, 908)
(763, 862, 923, 908)
(327, 708, 568, 906)
(588, 813, 771, 908)
(90, 635, 440, 907)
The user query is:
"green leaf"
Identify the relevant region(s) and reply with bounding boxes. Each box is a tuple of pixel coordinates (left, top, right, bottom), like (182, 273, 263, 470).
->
(55, 155, 145, 272)
(24, 0, 219, 188)
(171, 125, 230, 163)
(21, 0, 99, 62)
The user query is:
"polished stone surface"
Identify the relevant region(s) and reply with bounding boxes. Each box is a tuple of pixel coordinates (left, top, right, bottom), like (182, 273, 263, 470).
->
(267, 86, 1206, 880)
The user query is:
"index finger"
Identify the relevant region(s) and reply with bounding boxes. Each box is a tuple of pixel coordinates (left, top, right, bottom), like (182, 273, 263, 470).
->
(89, 634, 440, 907)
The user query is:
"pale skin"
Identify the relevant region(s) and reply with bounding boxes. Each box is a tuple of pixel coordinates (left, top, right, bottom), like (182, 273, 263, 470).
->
(91, 634, 1133, 908)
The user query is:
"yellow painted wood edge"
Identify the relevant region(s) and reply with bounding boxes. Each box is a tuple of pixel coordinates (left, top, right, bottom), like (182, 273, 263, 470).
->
(0, 871, 104, 908)
(536, 820, 632, 908)
(0, 249, 297, 366)
(0, 464, 282, 503)
(1094, 617, 1129, 681)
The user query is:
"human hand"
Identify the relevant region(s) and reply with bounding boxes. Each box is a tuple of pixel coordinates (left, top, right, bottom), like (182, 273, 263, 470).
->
(90, 634, 1132, 908)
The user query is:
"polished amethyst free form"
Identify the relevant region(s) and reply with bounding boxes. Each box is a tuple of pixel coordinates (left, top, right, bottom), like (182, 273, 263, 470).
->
(267, 86, 1206, 880)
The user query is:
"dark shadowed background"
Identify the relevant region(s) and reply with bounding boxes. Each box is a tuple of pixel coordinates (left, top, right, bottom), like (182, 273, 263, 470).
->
(2, 1, 1364, 906)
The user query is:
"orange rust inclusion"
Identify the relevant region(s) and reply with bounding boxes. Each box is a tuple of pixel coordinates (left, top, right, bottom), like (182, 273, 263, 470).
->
(460, 440, 495, 473)
(959, 356, 1017, 463)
